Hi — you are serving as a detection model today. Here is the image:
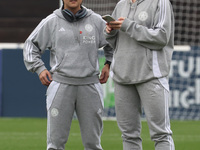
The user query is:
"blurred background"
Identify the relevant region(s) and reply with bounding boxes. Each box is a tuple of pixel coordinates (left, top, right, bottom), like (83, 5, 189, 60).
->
(0, 0, 200, 120)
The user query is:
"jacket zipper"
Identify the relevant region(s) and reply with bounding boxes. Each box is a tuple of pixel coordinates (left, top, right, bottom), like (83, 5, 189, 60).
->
(128, 0, 138, 18)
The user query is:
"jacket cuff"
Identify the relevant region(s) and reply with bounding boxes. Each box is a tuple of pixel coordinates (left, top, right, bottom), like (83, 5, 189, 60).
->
(120, 18, 130, 32)
(35, 66, 47, 76)
(104, 27, 118, 38)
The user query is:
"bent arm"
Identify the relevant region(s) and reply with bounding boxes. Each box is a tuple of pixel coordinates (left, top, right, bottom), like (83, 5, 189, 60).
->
(23, 15, 54, 75)
(120, 0, 173, 50)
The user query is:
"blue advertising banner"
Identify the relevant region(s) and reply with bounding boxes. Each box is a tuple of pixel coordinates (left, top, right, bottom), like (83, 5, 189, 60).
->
(169, 46, 200, 120)
(0, 49, 50, 117)
(0, 46, 200, 120)
(0, 50, 2, 116)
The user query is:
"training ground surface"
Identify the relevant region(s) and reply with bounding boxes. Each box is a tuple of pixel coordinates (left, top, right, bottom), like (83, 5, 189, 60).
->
(0, 118, 200, 150)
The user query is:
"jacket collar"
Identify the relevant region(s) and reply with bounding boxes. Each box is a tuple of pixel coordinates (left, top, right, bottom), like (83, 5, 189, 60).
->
(129, 0, 145, 4)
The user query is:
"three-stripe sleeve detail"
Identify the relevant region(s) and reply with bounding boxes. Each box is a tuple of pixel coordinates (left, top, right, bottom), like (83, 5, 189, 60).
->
(25, 14, 56, 62)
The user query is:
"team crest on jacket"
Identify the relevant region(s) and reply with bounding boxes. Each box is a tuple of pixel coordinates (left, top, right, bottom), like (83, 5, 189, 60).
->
(138, 11, 148, 21)
(85, 24, 93, 32)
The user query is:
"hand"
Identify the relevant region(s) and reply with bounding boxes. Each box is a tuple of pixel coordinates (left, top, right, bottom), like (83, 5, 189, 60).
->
(107, 17, 125, 30)
(106, 23, 113, 33)
(99, 64, 110, 84)
(39, 69, 52, 86)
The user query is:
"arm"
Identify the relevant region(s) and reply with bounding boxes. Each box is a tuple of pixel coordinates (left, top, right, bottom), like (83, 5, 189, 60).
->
(95, 15, 114, 84)
(103, 7, 119, 49)
(97, 15, 114, 65)
(23, 15, 55, 86)
(108, 0, 173, 50)
(122, 0, 173, 50)
(99, 45, 113, 84)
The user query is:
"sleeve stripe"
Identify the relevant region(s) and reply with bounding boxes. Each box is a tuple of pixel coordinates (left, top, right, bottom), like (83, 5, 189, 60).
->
(24, 41, 33, 62)
(157, 0, 167, 28)
(25, 14, 56, 62)
(26, 43, 32, 61)
(28, 14, 56, 41)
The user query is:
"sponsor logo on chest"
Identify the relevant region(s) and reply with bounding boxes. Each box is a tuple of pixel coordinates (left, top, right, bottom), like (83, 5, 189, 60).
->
(82, 24, 96, 44)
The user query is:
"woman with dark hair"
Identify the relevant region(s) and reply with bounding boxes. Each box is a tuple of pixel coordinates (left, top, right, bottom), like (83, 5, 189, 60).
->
(23, 0, 113, 149)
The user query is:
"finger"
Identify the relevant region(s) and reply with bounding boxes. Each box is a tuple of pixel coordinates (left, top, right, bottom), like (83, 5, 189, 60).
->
(107, 25, 111, 30)
(110, 25, 121, 30)
(109, 21, 116, 24)
(100, 71, 105, 80)
(40, 73, 50, 86)
(106, 28, 111, 33)
(41, 77, 49, 86)
(43, 76, 51, 86)
(110, 24, 121, 28)
(106, 27, 112, 33)
(106, 25, 112, 30)
(100, 80, 105, 84)
(47, 71, 52, 81)
(100, 77, 106, 84)
(100, 72, 109, 84)
(39, 70, 51, 86)
(118, 17, 125, 21)
(40, 77, 48, 86)
(109, 21, 121, 25)
(100, 77, 107, 84)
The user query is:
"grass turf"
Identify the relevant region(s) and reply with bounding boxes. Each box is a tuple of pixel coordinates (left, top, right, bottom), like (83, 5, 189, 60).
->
(0, 118, 200, 150)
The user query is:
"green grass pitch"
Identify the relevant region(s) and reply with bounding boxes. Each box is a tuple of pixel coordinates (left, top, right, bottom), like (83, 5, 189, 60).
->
(0, 118, 200, 150)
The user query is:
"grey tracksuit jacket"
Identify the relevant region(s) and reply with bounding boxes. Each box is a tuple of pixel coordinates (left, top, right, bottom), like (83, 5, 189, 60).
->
(23, 7, 113, 85)
(104, 0, 174, 84)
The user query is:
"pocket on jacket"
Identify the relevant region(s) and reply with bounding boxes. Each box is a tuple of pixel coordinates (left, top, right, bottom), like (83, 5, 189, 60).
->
(113, 49, 153, 82)
(145, 48, 153, 70)
(56, 51, 96, 77)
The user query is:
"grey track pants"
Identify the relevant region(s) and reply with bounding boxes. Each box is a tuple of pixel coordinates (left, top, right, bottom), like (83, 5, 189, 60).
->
(114, 78, 175, 150)
(46, 81, 104, 150)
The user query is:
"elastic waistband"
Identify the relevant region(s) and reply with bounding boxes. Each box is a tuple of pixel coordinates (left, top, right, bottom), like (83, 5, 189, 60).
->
(53, 73, 100, 85)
